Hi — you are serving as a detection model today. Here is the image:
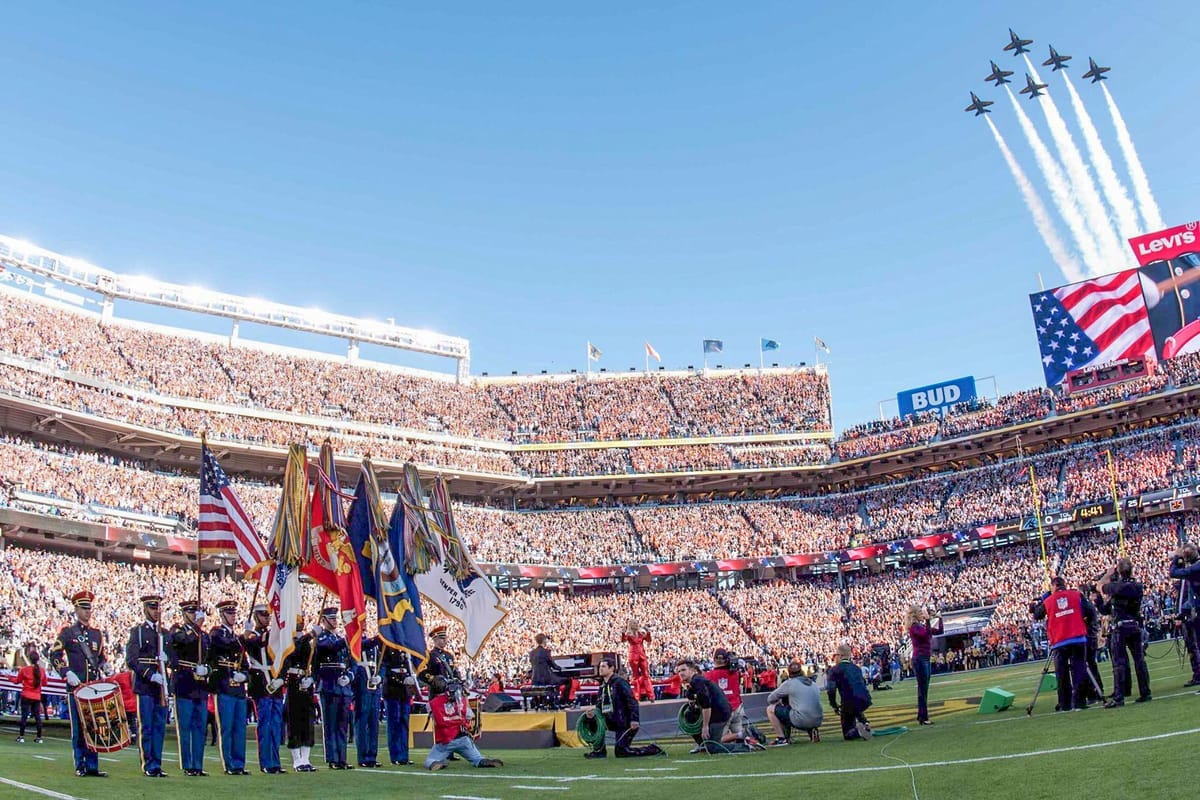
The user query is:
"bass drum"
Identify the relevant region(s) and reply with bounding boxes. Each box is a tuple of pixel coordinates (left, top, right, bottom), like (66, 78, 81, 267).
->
(75, 680, 132, 753)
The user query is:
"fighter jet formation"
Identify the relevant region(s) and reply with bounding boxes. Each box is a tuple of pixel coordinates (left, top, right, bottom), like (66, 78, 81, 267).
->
(964, 30, 1109, 114)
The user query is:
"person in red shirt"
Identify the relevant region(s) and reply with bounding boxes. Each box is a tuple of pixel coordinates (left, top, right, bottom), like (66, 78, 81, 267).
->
(487, 673, 505, 695)
(17, 647, 46, 743)
(621, 622, 654, 701)
(423, 677, 504, 771)
(705, 649, 749, 744)
(757, 666, 778, 692)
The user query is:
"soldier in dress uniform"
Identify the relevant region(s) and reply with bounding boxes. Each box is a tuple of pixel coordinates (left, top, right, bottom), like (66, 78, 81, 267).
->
(282, 614, 317, 772)
(381, 643, 418, 765)
(242, 603, 286, 774)
(49, 589, 110, 778)
(125, 593, 169, 777)
(210, 599, 250, 775)
(353, 636, 384, 768)
(169, 599, 211, 776)
(420, 625, 461, 686)
(314, 606, 354, 769)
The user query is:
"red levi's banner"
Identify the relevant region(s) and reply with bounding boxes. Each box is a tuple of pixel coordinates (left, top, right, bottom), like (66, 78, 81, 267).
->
(1128, 220, 1200, 266)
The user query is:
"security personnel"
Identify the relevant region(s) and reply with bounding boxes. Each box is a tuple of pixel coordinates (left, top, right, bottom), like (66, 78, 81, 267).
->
(314, 607, 354, 770)
(282, 616, 317, 772)
(1032, 577, 1097, 711)
(1170, 543, 1200, 687)
(169, 599, 211, 776)
(380, 643, 417, 765)
(353, 636, 384, 768)
(210, 599, 250, 775)
(125, 593, 169, 777)
(49, 589, 110, 777)
(1100, 558, 1152, 706)
(243, 604, 286, 774)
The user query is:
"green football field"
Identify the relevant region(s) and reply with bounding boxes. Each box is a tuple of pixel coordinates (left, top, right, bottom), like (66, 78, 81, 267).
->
(2, 641, 1197, 800)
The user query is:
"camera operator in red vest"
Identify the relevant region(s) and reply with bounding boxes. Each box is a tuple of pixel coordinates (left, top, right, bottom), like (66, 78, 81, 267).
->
(1031, 576, 1099, 712)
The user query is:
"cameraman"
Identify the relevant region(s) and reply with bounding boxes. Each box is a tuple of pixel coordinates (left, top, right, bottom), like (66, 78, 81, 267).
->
(1169, 544, 1200, 687)
(705, 649, 748, 745)
(1031, 576, 1098, 711)
(1098, 558, 1151, 707)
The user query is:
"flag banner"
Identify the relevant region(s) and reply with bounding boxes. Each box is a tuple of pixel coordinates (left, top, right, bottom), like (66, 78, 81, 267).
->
(645, 341, 661, 362)
(588, 341, 602, 361)
(416, 477, 509, 658)
(398, 463, 439, 574)
(815, 336, 831, 353)
(760, 338, 780, 352)
(702, 339, 723, 354)
(1029, 269, 1154, 386)
(346, 459, 427, 669)
(265, 444, 310, 675)
(302, 442, 367, 660)
(198, 442, 272, 590)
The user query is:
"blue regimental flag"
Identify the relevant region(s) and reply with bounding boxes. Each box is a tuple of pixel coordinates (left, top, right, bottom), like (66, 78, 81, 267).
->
(703, 339, 723, 354)
(760, 338, 780, 352)
(346, 460, 427, 670)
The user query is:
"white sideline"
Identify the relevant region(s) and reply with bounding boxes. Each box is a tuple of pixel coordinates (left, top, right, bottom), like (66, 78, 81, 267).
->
(0, 777, 84, 800)
(358, 726, 1200, 782)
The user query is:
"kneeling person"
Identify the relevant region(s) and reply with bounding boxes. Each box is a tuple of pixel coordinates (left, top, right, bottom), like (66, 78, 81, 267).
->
(584, 658, 663, 759)
(826, 645, 872, 741)
(767, 662, 824, 745)
(676, 660, 731, 753)
(424, 677, 503, 770)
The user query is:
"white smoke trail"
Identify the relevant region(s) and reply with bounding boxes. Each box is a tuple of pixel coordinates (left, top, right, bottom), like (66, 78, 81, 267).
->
(1061, 72, 1141, 247)
(1023, 55, 1126, 272)
(1006, 87, 1104, 274)
(986, 116, 1084, 282)
(1101, 82, 1165, 233)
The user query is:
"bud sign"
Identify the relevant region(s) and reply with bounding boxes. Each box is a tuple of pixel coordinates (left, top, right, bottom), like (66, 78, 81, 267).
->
(897, 376, 977, 419)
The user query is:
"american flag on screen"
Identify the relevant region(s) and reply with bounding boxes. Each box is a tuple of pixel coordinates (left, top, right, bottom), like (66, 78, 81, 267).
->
(200, 443, 274, 589)
(1030, 269, 1155, 386)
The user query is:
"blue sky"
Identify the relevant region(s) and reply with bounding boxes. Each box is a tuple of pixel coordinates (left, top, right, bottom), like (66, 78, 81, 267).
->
(1, 2, 1196, 431)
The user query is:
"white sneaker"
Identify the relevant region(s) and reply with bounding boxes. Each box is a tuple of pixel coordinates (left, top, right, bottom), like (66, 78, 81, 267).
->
(16, 737, 24, 743)
(855, 721, 872, 740)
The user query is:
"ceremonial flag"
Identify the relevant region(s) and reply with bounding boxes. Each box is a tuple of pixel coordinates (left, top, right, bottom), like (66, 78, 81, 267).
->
(413, 476, 508, 658)
(346, 458, 427, 669)
(303, 478, 367, 659)
(266, 445, 309, 675)
(199, 442, 273, 590)
(814, 336, 831, 354)
(645, 341, 661, 362)
(1029, 269, 1154, 386)
(702, 339, 723, 354)
(587, 341, 602, 361)
(760, 338, 780, 352)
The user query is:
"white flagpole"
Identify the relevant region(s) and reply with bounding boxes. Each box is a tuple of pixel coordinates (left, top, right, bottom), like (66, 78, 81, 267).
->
(586, 341, 591, 376)
(645, 347, 650, 374)
(759, 342, 764, 371)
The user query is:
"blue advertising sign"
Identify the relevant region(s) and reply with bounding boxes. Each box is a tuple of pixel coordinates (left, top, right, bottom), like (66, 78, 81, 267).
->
(897, 376, 977, 418)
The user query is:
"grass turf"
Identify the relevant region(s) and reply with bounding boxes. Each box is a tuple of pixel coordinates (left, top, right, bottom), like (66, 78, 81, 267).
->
(1, 640, 1197, 800)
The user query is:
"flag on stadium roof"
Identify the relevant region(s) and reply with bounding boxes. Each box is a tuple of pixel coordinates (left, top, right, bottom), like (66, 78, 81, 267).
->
(703, 339, 723, 354)
(587, 341, 602, 361)
(814, 336, 831, 354)
(1029, 269, 1154, 386)
(761, 338, 780, 352)
(199, 441, 272, 590)
(645, 341, 661, 362)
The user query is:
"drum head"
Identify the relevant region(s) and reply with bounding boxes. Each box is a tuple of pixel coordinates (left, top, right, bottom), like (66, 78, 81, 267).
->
(76, 681, 118, 701)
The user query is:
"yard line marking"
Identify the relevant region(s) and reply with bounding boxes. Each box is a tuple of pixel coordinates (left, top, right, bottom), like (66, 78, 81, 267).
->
(32, 755, 55, 761)
(0, 776, 84, 800)
(440, 795, 502, 800)
(510, 786, 568, 791)
(624, 767, 678, 772)
(98, 757, 119, 762)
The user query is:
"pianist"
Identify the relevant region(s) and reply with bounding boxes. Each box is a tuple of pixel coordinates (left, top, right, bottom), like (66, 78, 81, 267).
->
(529, 634, 572, 707)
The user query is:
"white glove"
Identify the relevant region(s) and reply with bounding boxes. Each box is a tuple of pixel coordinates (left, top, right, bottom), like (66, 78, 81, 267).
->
(66, 671, 81, 687)
(194, 665, 210, 678)
(195, 611, 207, 623)
(337, 674, 351, 687)
(466, 707, 476, 721)
(404, 676, 418, 687)
(232, 671, 247, 684)
(150, 673, 165, 686)
(311, 626, 322, 638)
(368, 676, 382, 690)
(300, 677, 314, 690)
(244, 621, 254, 634)
(268, 678, 285, 693)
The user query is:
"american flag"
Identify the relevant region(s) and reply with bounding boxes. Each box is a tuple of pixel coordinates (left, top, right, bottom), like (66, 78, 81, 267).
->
(1030, 269, 1154, 386)
(200, 443, 273, 589)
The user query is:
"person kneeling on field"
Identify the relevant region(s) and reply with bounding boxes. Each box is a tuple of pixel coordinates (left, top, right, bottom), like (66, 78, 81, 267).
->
(423, 677, 503, 770)
(584, 658, 664, 759)
(766, 662, 824, 746)
(826, 645, 872, 741)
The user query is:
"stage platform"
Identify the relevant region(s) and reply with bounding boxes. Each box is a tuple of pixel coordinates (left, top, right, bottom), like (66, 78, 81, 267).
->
(410, 691, 774, 750)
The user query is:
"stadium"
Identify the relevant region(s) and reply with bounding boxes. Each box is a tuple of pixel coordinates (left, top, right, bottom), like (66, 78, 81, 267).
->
(3, 8, 1200, 800)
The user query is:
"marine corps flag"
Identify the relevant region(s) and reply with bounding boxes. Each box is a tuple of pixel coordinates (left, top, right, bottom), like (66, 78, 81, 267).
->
(301, 441, 366, 660)
(346, 458, 428, 672)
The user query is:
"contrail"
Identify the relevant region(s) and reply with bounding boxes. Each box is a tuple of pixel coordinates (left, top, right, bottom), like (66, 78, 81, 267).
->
(1061, 72, 1141, 247)
(1101, 82, 1164, 233)
(986, 116, 1083, 282)
(1006, 87, 1104, 275)
(1023, 55, 1126, 272)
